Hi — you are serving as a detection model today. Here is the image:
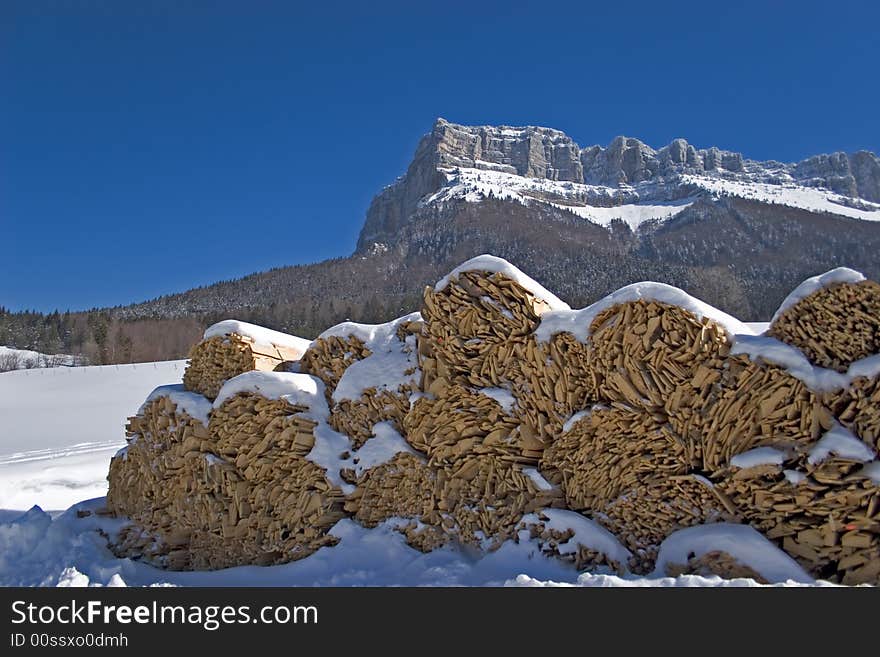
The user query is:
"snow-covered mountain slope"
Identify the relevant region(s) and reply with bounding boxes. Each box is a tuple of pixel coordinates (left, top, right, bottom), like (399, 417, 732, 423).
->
(0, 360, 186, 510)
(421, 164, 880, 233)
(425, 167, 699, 230)
(681, 175, 880, 222)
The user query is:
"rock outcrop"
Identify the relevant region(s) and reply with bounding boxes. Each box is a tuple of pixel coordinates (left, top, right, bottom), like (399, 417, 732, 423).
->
(358, 118, 880, 253)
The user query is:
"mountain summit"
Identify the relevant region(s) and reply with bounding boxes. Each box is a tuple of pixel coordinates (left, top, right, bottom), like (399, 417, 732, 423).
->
(358, 118, 880, 253)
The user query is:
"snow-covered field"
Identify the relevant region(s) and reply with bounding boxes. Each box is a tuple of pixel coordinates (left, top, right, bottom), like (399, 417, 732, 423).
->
(0, 358, 839, 587)
(0, 361, 186, 510)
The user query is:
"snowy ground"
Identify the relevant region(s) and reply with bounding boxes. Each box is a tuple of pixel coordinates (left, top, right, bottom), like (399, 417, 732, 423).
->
(0, 359, 834, 587)
(1, 501, 830, 588)
(0, 361, 186, 510)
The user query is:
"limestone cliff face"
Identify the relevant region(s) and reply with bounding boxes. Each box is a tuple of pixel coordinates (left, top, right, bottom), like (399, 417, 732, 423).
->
(357, 118, 880, 253)
(357, 119, 585, 250)
(849, 151, 880, 202)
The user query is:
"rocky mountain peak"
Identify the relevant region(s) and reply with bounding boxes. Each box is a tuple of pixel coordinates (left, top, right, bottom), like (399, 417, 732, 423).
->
(356, 119, 880, 253)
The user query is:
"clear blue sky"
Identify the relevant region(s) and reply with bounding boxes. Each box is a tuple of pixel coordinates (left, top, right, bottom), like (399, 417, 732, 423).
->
(2, 1, 878, 312)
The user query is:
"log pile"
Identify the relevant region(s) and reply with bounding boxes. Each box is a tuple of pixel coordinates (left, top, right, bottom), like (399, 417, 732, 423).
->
(403, 382, 540, 465)
(421, 269, 558, 389)
(663, 551, 768, 583)
(418, 263, 584, 461)
(299, 334, 372, 398)
(489, 333, 596, 447)
(183, 331, 308, 400)
(316, 316, 422, 448)
(589, 300, 731, 414)
(674, 355, 828, 475)
(206, 390, 345, 561)
(542, 407, 733, 572)
(106, 395, 267, 569)
(107, 379, 345, 570)
(330, 390, 413, 449)
(825, 373, 880, 452)
(767, 280, 880, 372)
(363, 263, 576, 550)
(106, 259, 880, 583)
(346, 450, 566, 552)
(719, 450, 879, 585)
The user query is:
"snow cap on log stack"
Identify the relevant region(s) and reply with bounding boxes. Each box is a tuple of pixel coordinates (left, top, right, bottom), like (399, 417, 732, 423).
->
(301, 312, 423, 448)
(183, 320, 311, 400)
(767, 268, 880, 372)
(422, 254, 569, 389)
(109, 372, 347, 570)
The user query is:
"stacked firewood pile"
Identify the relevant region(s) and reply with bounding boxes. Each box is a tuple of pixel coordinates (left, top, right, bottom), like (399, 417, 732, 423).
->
(676, 354, 828, 474)
(589, 299, 733, 413)
(420, 266, 591, 447)
(767, 279, 880, 372)
(347, 451, 563, 551)
(351, 268, 575, 550)
(826, 375, 880, 452)
(299, 334, 372, 397)
(420, 269, 557, 387)
(538, 280, 880, 579)
(107, 376, 345, 570)
(301, 315, 422, 448)
(718, 436, 878, 585)
(183, 322, 310, 400)
(404, 382, 539, 465)
(107, 395, 218, 569)
(106, 256, 880, 583)
(542, 406, 734, 572)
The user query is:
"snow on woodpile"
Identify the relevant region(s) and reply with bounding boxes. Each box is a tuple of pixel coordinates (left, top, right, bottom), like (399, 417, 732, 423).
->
(767, 268, 880, 372)
(654, 524, 814, 584)
(300, 313, 423, 448)
(108, 372, 347, 570)
(182, 319, 311, 400)
(103, 255, 880, 584)
(422, 254, 590, 446)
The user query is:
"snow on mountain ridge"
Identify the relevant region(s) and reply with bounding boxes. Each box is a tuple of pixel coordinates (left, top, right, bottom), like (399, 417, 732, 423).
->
(430, 118, 880, 198)
(358, 119, 880, 251)
(423, 165, 880, 231)
(425, 166, 700, 230)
